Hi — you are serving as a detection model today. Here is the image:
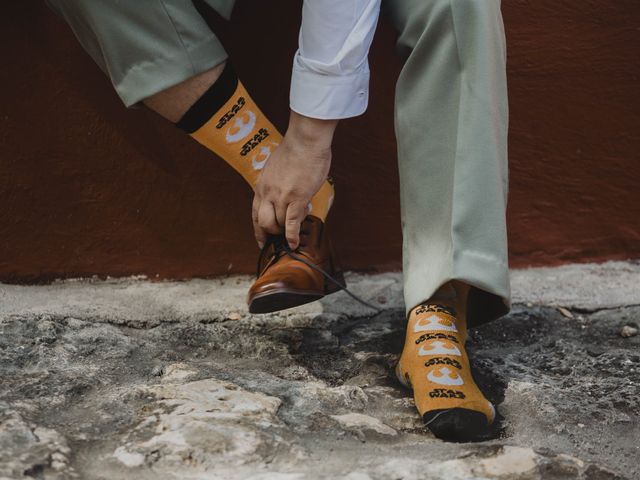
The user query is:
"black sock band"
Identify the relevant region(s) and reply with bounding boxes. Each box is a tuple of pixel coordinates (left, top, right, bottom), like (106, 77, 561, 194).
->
(176, 62, 238, 134)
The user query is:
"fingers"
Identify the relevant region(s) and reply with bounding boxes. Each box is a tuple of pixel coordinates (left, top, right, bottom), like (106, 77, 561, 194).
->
(274, 203, 287, 231)
(285, 201, 306, 250)
(252, 196, 266, 249)
(253, 187, 310, 250)
(258, 202, 279, 234)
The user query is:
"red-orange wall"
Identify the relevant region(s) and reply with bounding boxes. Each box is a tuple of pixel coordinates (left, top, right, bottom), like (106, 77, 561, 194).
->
(1, 1, 639, 282)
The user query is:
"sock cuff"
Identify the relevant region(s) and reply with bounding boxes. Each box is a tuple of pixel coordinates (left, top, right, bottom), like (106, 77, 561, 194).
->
(176, 62, 238, 134)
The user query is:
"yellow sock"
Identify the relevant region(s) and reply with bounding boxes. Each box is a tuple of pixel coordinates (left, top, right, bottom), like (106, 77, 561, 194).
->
(176, 63, 334, 221)
(396, 282, 495, 439)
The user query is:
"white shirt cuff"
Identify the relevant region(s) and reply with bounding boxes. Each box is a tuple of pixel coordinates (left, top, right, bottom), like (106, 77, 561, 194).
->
(289, 62, 370, 120)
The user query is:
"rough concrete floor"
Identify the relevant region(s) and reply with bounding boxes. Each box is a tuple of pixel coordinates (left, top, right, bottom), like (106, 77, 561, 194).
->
(1, 261, 639, 480)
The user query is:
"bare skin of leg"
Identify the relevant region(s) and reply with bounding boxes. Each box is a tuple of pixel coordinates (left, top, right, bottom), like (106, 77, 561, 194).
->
(143, 61, 226, 122)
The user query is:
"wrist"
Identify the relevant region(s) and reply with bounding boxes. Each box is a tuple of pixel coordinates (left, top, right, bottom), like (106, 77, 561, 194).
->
(286, 110, 338, 149)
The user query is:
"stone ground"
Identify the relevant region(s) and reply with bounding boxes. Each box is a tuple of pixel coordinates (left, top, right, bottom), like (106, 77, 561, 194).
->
(1, 261, 639, 480)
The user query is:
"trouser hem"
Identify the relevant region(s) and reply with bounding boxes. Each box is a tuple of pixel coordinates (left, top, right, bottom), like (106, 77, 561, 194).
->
(403, 249, 510, 327)
(116, 36, 228, 107)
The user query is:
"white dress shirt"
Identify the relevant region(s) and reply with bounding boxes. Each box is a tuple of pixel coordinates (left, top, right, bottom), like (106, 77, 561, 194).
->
(290, 0, 381, 120)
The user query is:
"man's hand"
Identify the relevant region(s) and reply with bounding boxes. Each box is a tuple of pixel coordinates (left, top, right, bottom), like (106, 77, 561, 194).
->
(253, 111, 337, 250)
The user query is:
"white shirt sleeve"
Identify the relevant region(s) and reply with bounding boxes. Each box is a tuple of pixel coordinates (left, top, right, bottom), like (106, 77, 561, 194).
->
(290, 0, 381, 120)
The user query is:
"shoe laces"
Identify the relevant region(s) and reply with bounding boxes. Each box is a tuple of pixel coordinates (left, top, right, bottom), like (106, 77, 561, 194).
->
(256, 233, 382, 314)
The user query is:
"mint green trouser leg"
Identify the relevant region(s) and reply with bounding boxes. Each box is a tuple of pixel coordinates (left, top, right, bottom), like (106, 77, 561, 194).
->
(46, 0, 236, 106)
(384, 0, 510, 326)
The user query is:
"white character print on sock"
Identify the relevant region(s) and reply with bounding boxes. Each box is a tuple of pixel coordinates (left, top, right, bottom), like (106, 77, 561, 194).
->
(226, 110, 256, 143)
(251, 141, 278, 170)
(427, 366, 464, 386)
(418, 340, 462, 357)
(413, 314, 458, 334)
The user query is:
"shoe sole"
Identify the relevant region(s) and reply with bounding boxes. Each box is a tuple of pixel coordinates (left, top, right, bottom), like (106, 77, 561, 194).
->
(248, 271, 345, 314)
(249, 290, 325, 314)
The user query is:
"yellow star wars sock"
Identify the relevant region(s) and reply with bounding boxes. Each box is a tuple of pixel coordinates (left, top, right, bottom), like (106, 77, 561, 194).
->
(176, 63, 334, 221)
(396, 282, 495, 440)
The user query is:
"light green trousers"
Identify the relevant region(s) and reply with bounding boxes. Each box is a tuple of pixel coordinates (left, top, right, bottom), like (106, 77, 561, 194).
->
(48, 0, 510, 326)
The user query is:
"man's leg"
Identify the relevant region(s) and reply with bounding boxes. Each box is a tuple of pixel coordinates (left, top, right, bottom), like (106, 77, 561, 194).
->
(144, 64, 227, 123)
(47, 0, 340, 312)
(384, 0, 510, 439)
(46, 0, 334, 221)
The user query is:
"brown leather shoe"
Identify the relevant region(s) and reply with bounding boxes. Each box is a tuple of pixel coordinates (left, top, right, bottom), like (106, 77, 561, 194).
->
(247, 215, 345, 313)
